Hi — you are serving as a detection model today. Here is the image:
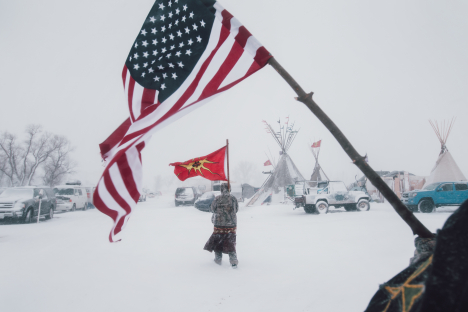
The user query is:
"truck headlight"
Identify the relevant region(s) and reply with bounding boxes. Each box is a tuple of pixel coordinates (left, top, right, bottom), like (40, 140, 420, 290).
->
(410, 193, 418, 197)
(13, 202, 25, 211)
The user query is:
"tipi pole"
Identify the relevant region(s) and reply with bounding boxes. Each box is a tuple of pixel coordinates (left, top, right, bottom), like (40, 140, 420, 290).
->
(268, 57, 434, 238)
(226, 139, 231, 192)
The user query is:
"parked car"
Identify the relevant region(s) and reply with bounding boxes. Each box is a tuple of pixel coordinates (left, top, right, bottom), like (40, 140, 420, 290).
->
(53, 185, 89, 212)
(175, 187, 199, 206)
(138, 194, 147, 202)
(0, 186, 56, 223)
(402, 181, 468, 213)
(300, 181, 370, 214)
(194, 191, 221, 212)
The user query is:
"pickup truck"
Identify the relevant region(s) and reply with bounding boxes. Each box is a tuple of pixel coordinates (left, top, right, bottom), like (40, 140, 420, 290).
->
(401, 181, 468, 213)
(299, 181, 370, 214)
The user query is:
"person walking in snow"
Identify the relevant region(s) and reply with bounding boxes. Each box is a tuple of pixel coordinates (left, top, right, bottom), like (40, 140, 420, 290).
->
(204, 183, 239, 268)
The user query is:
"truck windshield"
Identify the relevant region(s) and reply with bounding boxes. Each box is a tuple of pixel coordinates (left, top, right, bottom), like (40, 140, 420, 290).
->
(176, 188, 193, 195)
(330, 182, 348, 192)
(423, 183, 439, 191)
(0, 188, 34, 199)
(200, 192, 215, 200)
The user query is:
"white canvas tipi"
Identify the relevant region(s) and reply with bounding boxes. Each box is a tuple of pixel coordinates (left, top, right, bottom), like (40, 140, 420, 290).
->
(424, 119, 466, 186)
(247, 119, 305, 206)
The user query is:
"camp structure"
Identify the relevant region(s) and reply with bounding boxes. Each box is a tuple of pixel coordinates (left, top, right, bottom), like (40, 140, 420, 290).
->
(309, 139, 329, 187)
(351, 171, 427, 202)
(424, 118, 466, 186)
(247, 119, 305, 206)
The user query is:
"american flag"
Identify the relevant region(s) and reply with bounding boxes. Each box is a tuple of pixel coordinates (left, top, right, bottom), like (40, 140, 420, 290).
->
(94, 0, 271, 242)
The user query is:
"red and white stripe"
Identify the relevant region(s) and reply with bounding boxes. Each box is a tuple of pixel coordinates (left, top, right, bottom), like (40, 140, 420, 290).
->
(95, 2, 271, 242)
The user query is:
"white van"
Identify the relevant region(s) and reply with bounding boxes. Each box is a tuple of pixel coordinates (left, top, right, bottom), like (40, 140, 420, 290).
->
(53, 185, 89, 212)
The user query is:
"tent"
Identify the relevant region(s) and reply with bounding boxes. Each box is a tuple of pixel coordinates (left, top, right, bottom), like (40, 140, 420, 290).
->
(247, 119, 305, 206)
(309, 139, 329, 187)
(424, 119, 466, 186)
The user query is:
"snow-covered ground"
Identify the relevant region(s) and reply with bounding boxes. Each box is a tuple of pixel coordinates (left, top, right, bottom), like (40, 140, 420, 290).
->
(0, 196, 455, 312)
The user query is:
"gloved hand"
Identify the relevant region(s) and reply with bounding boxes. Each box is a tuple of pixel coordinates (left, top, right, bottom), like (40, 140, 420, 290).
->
(409, 235, 437, 265)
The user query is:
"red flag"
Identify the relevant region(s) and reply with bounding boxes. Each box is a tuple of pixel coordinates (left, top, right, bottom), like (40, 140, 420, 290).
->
(264, 160, 272, 166)
(169, 146, 227, 182)
(311, 140, 322, 148)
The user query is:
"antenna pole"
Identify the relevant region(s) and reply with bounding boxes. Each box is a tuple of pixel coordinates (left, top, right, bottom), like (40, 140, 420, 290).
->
(226, 139, 230, 192)
(268, 56, 434, 238)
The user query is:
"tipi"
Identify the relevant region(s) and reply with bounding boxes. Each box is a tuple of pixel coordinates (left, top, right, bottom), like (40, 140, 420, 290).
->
(247, 119, 305, 206)
(424, 119, 466, 186)
(309, 140, 329, 186)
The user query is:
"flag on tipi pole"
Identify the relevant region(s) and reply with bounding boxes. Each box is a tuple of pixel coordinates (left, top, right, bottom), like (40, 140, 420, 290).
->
(94, 0, 272, 242)
(311, 140, 321, 148)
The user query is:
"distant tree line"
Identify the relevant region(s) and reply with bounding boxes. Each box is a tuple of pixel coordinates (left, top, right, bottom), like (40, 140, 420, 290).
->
(0, 124, 76, 187)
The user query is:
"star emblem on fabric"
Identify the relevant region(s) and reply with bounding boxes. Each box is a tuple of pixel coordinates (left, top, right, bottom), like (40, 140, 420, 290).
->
(125, 0, 215, 98)
(178, 158, 217, 176)
(382, 256, 433, 312)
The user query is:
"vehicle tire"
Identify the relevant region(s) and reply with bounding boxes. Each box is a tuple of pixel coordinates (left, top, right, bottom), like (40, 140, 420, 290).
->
(419, 199, 434, 213)
(407, 205, 419, 213)
(304, 204, 316, 214)
(71, 204, 76, 212)
(175, 201, 179, 207)
(45, 207, 54, 220)
(83, 203, 88, 211)
(356, 199, 370, 211)
(316, 201, 329, 214)
(344, 204, 356, 212)
(23, 209, 33, 224)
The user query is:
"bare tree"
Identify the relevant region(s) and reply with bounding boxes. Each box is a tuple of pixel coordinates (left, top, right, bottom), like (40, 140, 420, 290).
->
(0, 131, 23, 186)
(0, 125, 76, 187)
(42, 135, 76, 186)
(233, 161, 258, 185)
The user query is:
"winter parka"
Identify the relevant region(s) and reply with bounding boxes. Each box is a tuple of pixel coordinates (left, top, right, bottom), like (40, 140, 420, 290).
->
(210, 186, 239, 227)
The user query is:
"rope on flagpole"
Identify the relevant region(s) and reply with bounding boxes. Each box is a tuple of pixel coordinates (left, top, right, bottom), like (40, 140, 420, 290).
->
(268, 57, 434, 238)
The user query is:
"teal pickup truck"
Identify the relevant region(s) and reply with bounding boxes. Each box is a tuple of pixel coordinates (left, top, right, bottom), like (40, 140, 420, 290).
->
(401, 181, 468, 213)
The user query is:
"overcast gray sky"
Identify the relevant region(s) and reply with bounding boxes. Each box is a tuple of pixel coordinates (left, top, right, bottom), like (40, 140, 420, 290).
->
(1, 0, 467, 190)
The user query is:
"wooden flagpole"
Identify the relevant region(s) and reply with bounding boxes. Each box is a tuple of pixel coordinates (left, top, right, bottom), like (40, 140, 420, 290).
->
(226, 139, 231, 192)
(268, 57, 434, 238)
